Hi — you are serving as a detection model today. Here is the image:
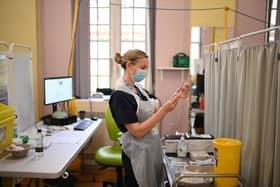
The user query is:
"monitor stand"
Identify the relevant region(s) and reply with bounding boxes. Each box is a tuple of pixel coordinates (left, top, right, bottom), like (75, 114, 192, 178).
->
(52, 103, 57, 113)
(42, 102, 77, 126)
(51, 103, 68, 119)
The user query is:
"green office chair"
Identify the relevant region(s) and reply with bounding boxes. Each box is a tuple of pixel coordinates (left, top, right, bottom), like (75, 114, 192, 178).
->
(95, 106, 123, 187)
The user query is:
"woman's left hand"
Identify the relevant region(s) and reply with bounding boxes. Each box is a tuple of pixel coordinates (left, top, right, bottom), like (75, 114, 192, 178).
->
(175, 82, 190, 98)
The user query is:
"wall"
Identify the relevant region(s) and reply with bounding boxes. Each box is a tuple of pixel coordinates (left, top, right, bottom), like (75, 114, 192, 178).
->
(234, 0, 266, 44)
(191, 0, 236, 27)
(38, 0, 72, 116)
(155, 0, 191, 135)
(0, 0, 39, 120)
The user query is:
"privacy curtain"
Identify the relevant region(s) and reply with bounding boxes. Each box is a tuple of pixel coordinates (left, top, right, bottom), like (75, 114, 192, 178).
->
(204, 42, 280, 187)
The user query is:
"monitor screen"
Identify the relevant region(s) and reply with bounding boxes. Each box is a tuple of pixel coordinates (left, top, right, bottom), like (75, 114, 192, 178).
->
(44, 76, 73, 106)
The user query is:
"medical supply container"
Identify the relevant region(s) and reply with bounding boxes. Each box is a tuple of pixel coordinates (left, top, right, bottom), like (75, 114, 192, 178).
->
(213, 138, 242, 187)
(0, 103, 15, 158)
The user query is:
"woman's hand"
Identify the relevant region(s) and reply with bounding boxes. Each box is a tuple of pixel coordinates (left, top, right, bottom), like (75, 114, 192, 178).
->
(175, 82, 190, 98)
(162, 82, 190, 113)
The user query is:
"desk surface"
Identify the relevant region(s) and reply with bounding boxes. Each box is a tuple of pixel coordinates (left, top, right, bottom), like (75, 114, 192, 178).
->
(0, 119, 102, 179)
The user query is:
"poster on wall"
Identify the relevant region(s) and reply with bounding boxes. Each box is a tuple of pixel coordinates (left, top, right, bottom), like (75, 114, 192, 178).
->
(0, 53, 8, 105)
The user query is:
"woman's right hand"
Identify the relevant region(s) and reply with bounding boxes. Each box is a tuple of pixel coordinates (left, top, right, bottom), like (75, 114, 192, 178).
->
(162, 93, 180, 112)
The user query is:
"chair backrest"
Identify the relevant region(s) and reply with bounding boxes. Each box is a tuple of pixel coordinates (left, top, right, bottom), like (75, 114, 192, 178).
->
(105, 106, 121, 141)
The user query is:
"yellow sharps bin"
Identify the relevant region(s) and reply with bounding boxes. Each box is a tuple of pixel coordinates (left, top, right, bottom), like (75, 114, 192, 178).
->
(213, 138, 242, 187)
(0, 103, 15, 158)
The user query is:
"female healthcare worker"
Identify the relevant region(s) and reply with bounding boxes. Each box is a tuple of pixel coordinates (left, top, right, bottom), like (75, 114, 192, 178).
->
(109, 49, 189, 187)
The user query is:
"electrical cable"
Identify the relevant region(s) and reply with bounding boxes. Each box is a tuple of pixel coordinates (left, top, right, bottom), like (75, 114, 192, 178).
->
(228, 8, 272, 25)
(111, 3, 225, 11)
(110, 2, 274, 26)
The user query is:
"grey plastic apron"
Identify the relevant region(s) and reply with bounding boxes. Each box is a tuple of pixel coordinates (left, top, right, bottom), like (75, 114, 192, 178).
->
(116, 78, 163, 187)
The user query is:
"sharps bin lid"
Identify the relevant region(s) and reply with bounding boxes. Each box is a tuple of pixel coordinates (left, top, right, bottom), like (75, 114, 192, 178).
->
(213, 138, 241, 148)
(0, 103, 14, 121)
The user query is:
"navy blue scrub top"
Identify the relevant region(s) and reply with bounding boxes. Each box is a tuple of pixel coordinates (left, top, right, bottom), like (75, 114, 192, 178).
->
(109, 87, 149, 133)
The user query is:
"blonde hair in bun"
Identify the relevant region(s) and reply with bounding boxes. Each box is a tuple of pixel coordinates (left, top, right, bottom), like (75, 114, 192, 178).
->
(114, 49, 148, 69)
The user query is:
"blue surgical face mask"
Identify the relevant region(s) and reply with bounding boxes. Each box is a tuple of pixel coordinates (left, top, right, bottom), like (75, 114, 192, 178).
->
(132, 69, 147, 82)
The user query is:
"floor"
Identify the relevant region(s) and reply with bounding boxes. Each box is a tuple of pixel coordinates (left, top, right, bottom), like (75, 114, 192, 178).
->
(1, 166, 117, 187)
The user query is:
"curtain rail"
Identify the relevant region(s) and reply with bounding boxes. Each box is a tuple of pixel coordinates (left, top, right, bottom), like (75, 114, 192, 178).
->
(203, 25, 280, 48)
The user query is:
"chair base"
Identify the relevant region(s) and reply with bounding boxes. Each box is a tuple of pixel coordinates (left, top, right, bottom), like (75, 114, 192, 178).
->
(102, 167, 123, 187)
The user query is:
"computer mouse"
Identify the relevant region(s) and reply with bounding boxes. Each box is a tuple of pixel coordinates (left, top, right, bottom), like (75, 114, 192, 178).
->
(91, 117, 98, 121)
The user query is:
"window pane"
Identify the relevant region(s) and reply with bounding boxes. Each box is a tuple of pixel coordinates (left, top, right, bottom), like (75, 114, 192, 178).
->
(98, 42, 110, 58)
(90, 75, 98, 94)
(134, 9, 146, 24)
(90, 8, 97, 24)
(90, 42, 97, 58)
(121, 42, 133, 53)
(98, 8, 110, 24)
(98, 76, 110, 88)
(121, 25, 133, 41)
(90, 59, 98, 75)
(122, 8, 133, 24)
(97, 60, 110, 76)
(89, 0, 97, 7)
(90, 25, 110, 41)
(271, 10, 277, 25)
(90, 25, 97, 40)
(135, 0, 146, 7)
(269, 30, 275, 42)
(272, 0, 278, 8)
(191, 27, 201, 42)
(134, 25, 145, 41)
(133, 42, 145, 51)
(97, 0, 109, 8)
(98, 25, 110, 40)
(190, 43, 200, 59)
(122, 0, 133, 7)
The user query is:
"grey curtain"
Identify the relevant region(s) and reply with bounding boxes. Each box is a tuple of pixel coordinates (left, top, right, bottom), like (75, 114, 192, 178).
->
(204, 42, 280, 187)
(144, 0, 155, 94)
(73, 0, 90, 98)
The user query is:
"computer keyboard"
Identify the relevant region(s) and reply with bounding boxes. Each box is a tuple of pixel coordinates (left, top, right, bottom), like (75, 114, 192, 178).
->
(74, 120, 93, 131)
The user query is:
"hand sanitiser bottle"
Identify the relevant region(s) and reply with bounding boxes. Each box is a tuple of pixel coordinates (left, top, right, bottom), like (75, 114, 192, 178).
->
(35, 129, 43, 159)
(177, 135, 187, 158)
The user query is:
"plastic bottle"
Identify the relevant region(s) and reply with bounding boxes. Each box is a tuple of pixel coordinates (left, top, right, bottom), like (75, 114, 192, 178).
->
(177, 135, 187, 158)
(35, 129, 43, 159)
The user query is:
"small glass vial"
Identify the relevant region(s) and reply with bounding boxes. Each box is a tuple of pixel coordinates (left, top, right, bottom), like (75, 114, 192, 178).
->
(35, 129, 43, 159)
(177, 135, 187, 158)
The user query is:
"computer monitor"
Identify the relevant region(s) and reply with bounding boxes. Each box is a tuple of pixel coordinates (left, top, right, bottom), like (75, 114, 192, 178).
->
(44, 76, 73, 112)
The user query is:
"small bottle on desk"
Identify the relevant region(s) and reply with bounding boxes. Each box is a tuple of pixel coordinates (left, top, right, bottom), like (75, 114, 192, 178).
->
(35, 129, 43, 159)
(177, 135, 187, 158)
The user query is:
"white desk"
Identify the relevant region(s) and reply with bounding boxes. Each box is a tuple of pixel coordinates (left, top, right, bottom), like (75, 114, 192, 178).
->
(0, 119, 102, 179)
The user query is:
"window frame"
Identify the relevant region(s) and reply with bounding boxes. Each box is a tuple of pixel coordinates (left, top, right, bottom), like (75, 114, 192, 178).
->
(89, 0, 148, 95)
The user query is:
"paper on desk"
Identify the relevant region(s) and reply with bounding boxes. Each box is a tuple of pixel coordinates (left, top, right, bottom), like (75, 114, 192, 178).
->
(51, 131, 82, 144)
